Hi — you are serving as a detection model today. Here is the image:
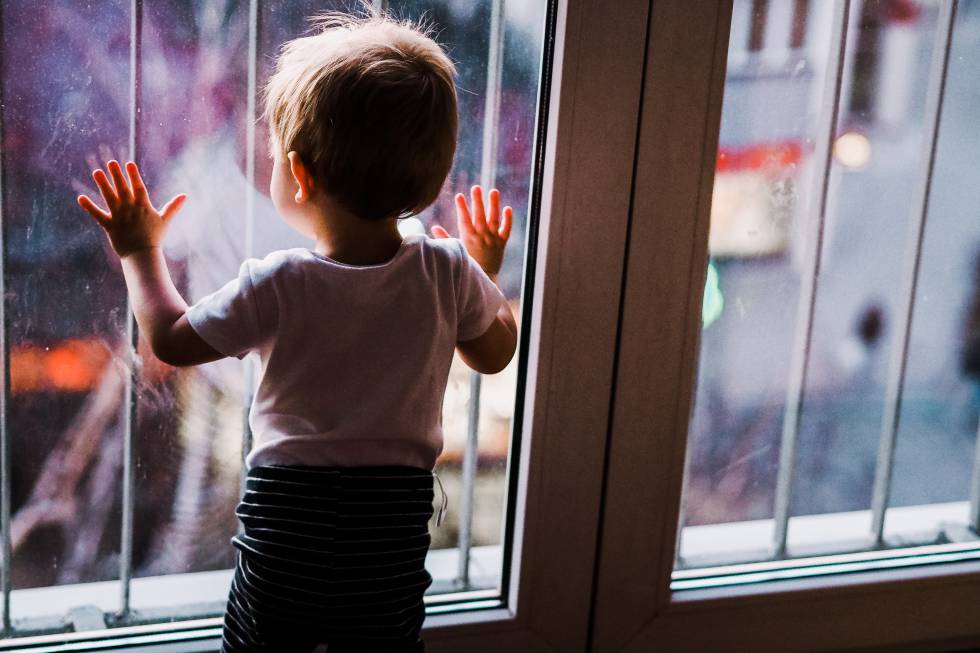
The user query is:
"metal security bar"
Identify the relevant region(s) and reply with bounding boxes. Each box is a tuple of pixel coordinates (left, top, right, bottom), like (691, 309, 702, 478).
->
(118, 0, 144, 619)
(770, 0, 850, 558)
(0, 0, 10, 633)
(789, 0, 809, 50)
(748, 0, 770, 51)
(971, 412, 980, 531)
(871, 0, 959, 546)
(240, 0, 260, 496)
(457, 0, 506, 589)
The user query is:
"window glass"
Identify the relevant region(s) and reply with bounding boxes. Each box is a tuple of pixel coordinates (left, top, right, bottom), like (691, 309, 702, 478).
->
(2, 0, 130, 622)
(1, 0, 546, 635)
(677, 0, 980, 580)
(132, 0, 254, 585)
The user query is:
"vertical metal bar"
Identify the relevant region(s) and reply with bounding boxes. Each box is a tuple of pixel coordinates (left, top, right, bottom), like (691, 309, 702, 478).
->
(457, 0, 505, 589)
(970, 413, 980, 531)
(118, 0, 143, 619)
(245, 0, 258, 293)
(371, 0, 389, 14)
(240, 0, 259, 491)
(872, 0, 958, 545)
(771, 0, 850, 558)
(456, 375, 481, 588)
(0, 0, 11, 634)
(790, 0, 809, 49)
(749, 0, 770, 51)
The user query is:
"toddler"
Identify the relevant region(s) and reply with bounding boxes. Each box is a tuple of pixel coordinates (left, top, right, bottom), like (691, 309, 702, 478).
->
(77, 11, 517, 653)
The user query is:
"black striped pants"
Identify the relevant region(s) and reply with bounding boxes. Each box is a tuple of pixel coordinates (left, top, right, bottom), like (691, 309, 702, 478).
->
(221, 465, 435, 653)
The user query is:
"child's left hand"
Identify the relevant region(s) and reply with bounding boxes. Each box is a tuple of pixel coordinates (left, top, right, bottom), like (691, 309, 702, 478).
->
(431, 185, 512, 279)
(77, 160, 187, 258)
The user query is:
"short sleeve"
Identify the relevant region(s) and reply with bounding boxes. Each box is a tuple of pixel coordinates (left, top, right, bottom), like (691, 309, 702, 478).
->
(186, 260, 270, 359)
(456, 242, 506, 342)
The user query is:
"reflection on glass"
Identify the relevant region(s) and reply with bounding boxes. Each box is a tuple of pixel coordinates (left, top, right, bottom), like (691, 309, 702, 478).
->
(678, 0, 980, 573)
(0, 0, 545, 634)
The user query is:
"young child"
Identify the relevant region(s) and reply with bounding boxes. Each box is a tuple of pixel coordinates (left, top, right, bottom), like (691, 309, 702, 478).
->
(77, 11, 517, 653)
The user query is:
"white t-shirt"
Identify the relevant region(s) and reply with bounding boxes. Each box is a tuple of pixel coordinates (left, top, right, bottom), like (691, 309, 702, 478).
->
(185, 234, 505, 470)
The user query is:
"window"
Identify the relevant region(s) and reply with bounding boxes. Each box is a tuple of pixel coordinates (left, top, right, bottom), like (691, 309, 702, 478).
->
(593, 0, 980, 650)
(11, 0, 974, 650)
(678, 0, 980, 584)
(0, 0, 561, 646)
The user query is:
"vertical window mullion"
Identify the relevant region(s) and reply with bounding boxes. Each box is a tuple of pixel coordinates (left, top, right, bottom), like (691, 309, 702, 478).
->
(457, 0, 506, 590)
(118, 0, 143, 620)
(240, 0, 260, 494)
(872, 0, 959, 545)
(0, 0, 10, 634)
(771, 0, 850, 558)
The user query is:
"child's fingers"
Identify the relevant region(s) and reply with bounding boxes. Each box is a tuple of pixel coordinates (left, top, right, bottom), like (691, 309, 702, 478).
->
(454, 193, 475, 236)
(77, 195, 111, 226)
(499, 206, 513, 242)
(160, 194, 188, 222)
(470, 185, 487, 233)
(126, 162, 150, 204)
(107, 160, 133, 203)
(92, 169, 119, 209)
(488, 188, 501, 232)
(430, 224, 451, 239)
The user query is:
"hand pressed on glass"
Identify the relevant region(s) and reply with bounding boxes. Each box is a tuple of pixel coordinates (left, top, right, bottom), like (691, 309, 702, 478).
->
(432, 185, 513, 280)
(75, 159, 220, 367)
(77, 160, 187, 258)
(433, 185, 518, 374)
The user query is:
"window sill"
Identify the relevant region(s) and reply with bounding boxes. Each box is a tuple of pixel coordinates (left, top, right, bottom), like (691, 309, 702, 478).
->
(0, 545, 504, 650)
(674, 500, 980, 590)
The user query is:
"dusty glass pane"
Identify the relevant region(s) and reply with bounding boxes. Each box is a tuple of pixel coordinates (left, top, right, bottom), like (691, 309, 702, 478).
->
(3, 0, 130, 619)
(678, 0, 980, 571)
(0, 0, 547, 634)
(132, 0, 253, 582)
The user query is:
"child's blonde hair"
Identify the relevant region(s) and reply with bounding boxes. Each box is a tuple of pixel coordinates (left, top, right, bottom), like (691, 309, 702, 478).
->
(265, 11, 458, 220)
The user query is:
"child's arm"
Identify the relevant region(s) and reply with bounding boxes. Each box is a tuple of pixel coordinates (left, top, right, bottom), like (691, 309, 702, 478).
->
(78, 160, 224, 367)
(432, 186, 518, 375)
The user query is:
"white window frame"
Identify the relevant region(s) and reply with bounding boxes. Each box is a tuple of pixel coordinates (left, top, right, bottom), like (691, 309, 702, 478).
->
(591, 1, 980, 651)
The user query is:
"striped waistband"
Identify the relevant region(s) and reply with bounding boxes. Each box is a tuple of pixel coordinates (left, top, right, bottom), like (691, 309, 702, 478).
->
(233, 464, 437, 572)
(247, 464, 435, 483)
(242, 465, 447, 524)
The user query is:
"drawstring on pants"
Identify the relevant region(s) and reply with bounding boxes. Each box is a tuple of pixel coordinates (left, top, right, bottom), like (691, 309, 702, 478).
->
(433, 472, 448, 527)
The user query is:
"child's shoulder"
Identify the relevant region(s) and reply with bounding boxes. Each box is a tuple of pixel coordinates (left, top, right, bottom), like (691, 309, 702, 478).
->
(413, 235, 474, 282)
(233, 249, 318, 292)
(417, 233, 465, 258)
(243, 248, 315, 275)
(238, 237, 468, 285)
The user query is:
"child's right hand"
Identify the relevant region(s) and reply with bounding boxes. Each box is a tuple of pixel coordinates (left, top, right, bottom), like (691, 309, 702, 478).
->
(431, 185, 512, 279)
(77, 160, 187, 258)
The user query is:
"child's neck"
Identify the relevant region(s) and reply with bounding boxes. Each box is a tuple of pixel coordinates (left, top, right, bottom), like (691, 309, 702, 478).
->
(312, 206, 403, 266)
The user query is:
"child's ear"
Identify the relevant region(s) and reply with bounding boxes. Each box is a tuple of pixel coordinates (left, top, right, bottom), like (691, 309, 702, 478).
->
(287, 151, 315, 203)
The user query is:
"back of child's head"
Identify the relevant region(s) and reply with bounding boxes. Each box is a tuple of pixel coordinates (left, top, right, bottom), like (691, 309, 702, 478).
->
(265, 9, 458, 221)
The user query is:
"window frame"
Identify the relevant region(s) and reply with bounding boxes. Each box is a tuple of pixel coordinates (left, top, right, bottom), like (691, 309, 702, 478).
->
(591, 1, 980, 651)
(0, 0, 652, 649)
(12, 0, 979, 650)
